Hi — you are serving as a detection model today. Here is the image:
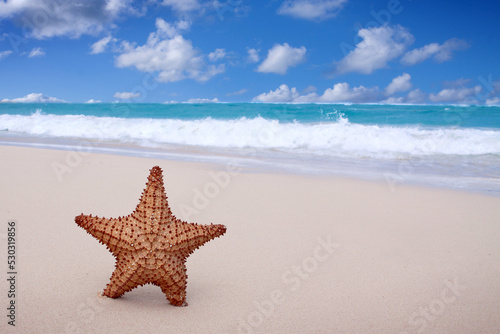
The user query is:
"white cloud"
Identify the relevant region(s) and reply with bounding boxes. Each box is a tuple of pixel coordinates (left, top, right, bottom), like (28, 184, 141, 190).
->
(429, 86, 481, 104)
(253, 84, 304, 102)
(105, 0, 131, 13)
(86, 99, 102, 103)
(278, 0, 347, 20)
(254, 81, 489, 105)
(319, 83, 379, 103)
(0, 1, 27, 17)
(254, 80, 464, 104)
(380, 96, 405, 104)
(401, 38, 469, 65)
(335, 25, 414, 75)
(400, 43, 440, 66)
(405, 89, 426, 104)
(302, 85, 317, 94)
(253, 83, 379, 103)
(185, 97, 220, 103)
(28, 47, 45, 58)
(114, 91, 141, 99)
(226, 89, 248, 96)
(0, 0, 135, 39)
(0, 93, 66, 103)
(115, 18, 223, 82)
(441, 78, 473, 90)
(91, 36, 115, 54)
(153, 18, 190, 39)
(486, 97, 500, 105)
(208, 48, 225, 62)
(380, 88, 426, 104)
(0, 50, 13, 60)
(247, 48, 259, 63)
(254, 84, 320, 103)
(192, 64, 225, 82)
(385, 73, 412, 95)
(161, 0, 200, 12)
(257, 43, 306, 74)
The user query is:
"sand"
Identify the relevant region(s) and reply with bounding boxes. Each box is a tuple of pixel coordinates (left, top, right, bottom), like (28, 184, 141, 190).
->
(0, 144, 499, 333)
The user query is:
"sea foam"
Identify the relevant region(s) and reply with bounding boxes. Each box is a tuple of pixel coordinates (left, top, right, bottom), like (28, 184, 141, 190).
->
(1, 112, 499, 160)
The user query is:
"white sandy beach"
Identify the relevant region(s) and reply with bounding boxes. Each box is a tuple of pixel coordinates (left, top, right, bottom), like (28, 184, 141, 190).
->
(0, 144, 499, 333)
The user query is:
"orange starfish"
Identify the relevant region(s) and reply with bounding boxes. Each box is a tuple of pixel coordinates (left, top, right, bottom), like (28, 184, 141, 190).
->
(75, 166, 226, 306)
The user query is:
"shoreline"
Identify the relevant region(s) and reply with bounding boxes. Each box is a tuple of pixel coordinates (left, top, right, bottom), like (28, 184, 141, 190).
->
(0, 144, 499, 333)
(1, 135, 499, 197)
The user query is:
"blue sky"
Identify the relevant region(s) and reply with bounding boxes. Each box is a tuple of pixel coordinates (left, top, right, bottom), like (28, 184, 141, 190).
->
(0, 0, 499, 104)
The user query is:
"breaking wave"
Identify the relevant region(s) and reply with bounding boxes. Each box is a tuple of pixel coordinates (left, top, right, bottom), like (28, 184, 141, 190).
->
(1, 111, 499, 159)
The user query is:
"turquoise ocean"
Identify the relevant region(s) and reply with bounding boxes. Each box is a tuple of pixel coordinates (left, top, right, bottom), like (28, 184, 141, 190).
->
(1, 103, 499, 194)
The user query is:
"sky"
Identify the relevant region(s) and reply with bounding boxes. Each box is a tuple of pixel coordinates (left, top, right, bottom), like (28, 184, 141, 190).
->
(0, 0, 499, 104)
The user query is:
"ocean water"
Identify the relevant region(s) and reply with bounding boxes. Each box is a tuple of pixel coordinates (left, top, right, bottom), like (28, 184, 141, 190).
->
(1, 103, 499, 195)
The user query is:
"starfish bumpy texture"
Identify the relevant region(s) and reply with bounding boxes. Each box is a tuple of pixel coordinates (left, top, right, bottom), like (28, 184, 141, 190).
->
(75, 166, 226, 306)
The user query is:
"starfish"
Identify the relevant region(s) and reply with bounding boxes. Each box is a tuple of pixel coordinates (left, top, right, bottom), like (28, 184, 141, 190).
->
(75, 166, 226, 306)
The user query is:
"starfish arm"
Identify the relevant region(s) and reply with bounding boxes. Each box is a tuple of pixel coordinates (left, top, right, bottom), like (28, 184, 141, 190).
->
(166, 221, 227, 256)
(133, 166, 175, 233)
(103, 256, 149, 298)
(75, 214, 138, 255)
(154, 256, 188, 306)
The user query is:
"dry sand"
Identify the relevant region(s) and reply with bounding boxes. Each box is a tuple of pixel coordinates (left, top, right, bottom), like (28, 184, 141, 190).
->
(0, 144, 499, 333)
